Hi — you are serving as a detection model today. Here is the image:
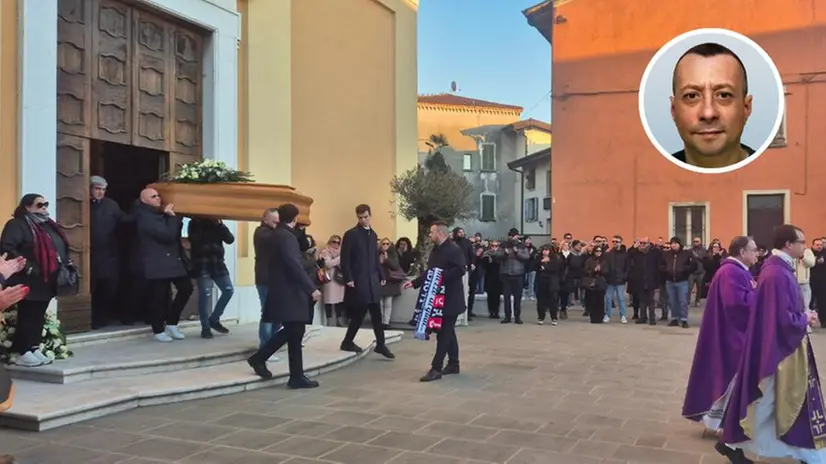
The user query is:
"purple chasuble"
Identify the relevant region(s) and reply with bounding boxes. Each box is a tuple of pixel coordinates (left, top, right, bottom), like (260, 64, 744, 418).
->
(683, 259, 756, 421)
(722, 255, 826, 448)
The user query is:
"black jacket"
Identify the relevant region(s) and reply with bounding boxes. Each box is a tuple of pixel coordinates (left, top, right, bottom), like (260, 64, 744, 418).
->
(629, 246, 662, 291)
(187, 219, 234, 278)
(133, 203, 187, 280)
(253, 223, 276, 286)
(90, 197, 128, 279)
(453, 236, 475, 272)
(0, 217, 69, 301)
(603, 246, 629, 285)
(582, 256, 607, 292)
(412, 239, 466, 317)
(340, 225, 382, 306)
(660, 249, 694, 282)
(534, 253, 565, 295)
(264, 225, 317, 324)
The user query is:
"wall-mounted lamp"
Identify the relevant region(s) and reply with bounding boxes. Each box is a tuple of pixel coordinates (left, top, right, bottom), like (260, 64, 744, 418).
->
(555, 15, 567, 24)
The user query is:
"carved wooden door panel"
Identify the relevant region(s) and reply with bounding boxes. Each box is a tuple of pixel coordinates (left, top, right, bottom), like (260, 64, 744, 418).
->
(56, 133, 93, 333)
(132, 10, 173, 151)
(91, 0, 132, 145)
(171, 29, 203, 157)
(57, 0, 93, 138)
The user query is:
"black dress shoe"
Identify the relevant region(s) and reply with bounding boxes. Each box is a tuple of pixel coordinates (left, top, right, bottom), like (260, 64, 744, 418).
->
(210, 321, 230, 334)
(681, 321, 689, 329)
(442, 363, 460, 375)
(287, 375, 320, 389)
(500, 318, 512, 324)
(668, 319, 680, 327)
(374, 344, 395, 359)
(201, 329, 214, 339)
(635, 318, 648, 324)
(340, 342, 363, 353)
(420, 369, 442, 382)
(247, 357, 273, 379)
(514, 319, 523, 325)
(714, 441, 753, 464)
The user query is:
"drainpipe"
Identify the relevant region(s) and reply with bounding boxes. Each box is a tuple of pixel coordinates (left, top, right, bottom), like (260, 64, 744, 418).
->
(509, 165, 525, 235)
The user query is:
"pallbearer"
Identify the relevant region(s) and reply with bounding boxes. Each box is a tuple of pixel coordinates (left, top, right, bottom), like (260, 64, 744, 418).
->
(723, 225, 826, 463)
(682, 236, 758, 463)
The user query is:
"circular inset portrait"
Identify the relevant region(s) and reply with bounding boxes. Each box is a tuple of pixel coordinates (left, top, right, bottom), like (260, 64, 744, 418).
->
(638, 28, 785, 174)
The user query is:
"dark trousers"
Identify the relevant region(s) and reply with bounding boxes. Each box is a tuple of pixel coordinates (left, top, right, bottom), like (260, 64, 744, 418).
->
(432, 313, 459, 371)
(124, 276, 148, 324)
(91, 276, 118, 327)
(630, 290, 640, 317)
(325, 303, 344, 319)
(814, 284, 826, 324)
(146, 276, 194, 334)
(537, 291, 559, 321)
(586, 289, 606, 323)
(501, 275, 523, 320)
(12, 299, 50, 354)
(251, 321, 306, 379)
(639, 288, 656, 321)
(343, 302, 385, 347)
(486, 291, 501, 316)
(467, 274, 478, 314)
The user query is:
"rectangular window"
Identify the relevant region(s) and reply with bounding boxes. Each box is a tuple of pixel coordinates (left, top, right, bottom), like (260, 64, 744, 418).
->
(463, 153, 472, 171)
(770, 88, 787, 148)
(671, 204, 707, 246)
(481, 143, 496, 171)
(746, 193, 785, 248)
(525, 167, 536, 190)
(545, 169, 551, 196)
(524, 198, 538, 222)
(480, 194, 496, 221)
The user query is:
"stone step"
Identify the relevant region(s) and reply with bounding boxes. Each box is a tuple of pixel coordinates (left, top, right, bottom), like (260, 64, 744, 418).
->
(7, 322, 295, 384)
(66, 318, 239, 347)
(0, 326, 402, 431)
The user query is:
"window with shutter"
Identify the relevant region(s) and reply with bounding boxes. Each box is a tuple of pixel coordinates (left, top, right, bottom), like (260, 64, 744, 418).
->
(481, 194, 496, 221)
(481, 144, 496, 171)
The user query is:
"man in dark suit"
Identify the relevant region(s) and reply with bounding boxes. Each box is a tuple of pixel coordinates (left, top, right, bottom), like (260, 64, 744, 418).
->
(405, 221, 466, 382)
(338, 204, 394, 359)
(247, 203, 322, 389)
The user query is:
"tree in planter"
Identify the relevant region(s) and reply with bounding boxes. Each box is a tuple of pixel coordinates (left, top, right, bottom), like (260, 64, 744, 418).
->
(390, 134, 473, 273)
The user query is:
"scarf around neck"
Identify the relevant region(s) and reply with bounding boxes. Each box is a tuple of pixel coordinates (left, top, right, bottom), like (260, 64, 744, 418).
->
(24, 212, 66, 282)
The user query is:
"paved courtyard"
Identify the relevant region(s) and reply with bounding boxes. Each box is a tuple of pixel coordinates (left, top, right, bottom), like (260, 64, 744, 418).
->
(0, 302, 817, 463)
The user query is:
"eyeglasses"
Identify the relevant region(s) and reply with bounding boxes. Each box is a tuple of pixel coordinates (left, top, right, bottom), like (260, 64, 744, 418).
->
(331, 240, 340, 245)
(151, 194, 160, 199)
(381, 242, 391, 246)
(36, 201, 49, 208)
(612, 240, 620, 244)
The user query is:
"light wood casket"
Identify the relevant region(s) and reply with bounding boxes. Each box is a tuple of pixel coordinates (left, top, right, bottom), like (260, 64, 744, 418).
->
(148, 182, 314, 224)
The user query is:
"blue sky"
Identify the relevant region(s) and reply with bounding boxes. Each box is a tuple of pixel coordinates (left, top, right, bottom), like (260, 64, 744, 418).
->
(417, 0, 552, 122)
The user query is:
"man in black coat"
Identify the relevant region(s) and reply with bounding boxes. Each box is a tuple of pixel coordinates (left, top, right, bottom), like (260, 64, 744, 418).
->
(134, 188, 193, 342)
(338, 204, 394, 359)
(405, 221, 466, 382)
(247, 203, 321, 389)
(89, 175, 129, 329)
(452, 227, 476, 320)
(631, 237, 663, 326)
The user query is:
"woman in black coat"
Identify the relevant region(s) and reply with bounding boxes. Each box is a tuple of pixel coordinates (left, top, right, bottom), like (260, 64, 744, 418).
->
(482, 241, 503, 318)
(0, 194, 70, 367)
(582, 246, 608, 324)
(534, 245, 565, 325)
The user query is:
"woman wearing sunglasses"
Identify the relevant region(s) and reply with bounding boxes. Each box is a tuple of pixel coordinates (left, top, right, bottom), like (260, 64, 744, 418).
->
(0, 194, 71, 367)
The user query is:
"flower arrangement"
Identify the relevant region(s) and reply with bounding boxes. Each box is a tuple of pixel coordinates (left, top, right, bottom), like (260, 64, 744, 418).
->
(0, 308, 72, 364)
(166, 159, 253, 184)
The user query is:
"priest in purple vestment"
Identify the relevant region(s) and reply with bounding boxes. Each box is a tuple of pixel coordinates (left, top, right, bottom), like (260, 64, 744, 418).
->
(723, 224, 825, 463)
(683, 236, 758, 463)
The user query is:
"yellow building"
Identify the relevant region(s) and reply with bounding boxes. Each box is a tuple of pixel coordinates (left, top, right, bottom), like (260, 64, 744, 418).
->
(0, 0, 418, 332)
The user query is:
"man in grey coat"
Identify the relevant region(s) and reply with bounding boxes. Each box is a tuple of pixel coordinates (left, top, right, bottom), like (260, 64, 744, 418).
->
(247, 203, 322, 389)
(491, 228, 530, 324)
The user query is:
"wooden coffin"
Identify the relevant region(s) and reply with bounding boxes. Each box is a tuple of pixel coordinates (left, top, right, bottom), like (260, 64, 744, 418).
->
(148, 182, 314, 224)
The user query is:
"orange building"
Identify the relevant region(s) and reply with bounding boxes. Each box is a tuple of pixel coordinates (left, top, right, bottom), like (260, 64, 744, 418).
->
(525, 0, 826, 248)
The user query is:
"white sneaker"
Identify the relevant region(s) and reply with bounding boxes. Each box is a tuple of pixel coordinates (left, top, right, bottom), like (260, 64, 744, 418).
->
(166, 325, 185, 340)
(33, 349, 53, 365)
(551, 320, 558, 326)
(603, 315, 610, 323)
(621, 316, 628, 324)
(14, 351, 43, 367)
(537, 320, 544, 325)
(267, 355, 280, 362)
(154, 332, 173, 342)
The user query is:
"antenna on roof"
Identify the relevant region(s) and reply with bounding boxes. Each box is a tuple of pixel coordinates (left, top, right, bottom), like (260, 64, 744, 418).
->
(450, 81, 459, 93)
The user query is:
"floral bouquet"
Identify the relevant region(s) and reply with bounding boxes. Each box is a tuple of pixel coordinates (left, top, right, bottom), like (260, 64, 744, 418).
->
(0, 307, 73, 364)
(166, 159, 253, 184)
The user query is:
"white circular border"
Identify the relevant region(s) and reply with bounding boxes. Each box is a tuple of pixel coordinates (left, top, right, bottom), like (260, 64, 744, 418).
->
(638, 28, 785, 175)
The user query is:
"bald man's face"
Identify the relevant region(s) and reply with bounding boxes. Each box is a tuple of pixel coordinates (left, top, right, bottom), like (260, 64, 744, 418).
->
(140, 189, 162, 208)
(671, 53, 752, 165)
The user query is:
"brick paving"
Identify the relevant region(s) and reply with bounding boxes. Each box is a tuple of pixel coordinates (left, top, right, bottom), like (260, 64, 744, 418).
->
(0, 301, 816, 463)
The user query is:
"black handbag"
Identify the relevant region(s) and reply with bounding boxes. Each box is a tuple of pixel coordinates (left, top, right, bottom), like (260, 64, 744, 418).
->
(333, 267, 346, 284)
(56, 256, 79, 297)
